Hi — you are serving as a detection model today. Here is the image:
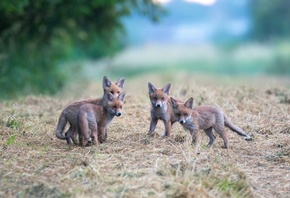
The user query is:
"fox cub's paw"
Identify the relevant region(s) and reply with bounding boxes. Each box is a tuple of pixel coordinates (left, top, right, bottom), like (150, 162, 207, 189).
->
(245, 136, 253, 141)
(148, 132, 155, 137)
(85, 138, 93, 146)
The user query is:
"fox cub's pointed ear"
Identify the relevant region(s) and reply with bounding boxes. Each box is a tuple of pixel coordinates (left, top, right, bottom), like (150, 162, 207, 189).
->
(103, 76, 111, 88)
(162, 83, 171, 95)
(118, 91, 126, 102)
(106, 91, 114, 102)
(116, 77, 125, 89)
(184, 97, 194, 109)
(148, 82, 156, 94)
(170, 97, 178, 108)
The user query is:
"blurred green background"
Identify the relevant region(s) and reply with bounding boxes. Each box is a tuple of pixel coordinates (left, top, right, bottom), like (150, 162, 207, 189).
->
(1, 0, 290, 99)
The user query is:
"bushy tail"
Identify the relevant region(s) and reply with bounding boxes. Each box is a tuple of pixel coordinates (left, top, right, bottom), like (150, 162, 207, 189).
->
(224, 115, 252, 141)
(55, 112, 67, 140)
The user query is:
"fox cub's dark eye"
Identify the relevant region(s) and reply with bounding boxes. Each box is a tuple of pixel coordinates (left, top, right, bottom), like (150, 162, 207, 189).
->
(117, 91, 120, 94)
(184, 113, 188, 117)
(161, 97, 165, 100)
(176, 113, 181, 117)
(153, 97, 157, 100)
(113, 105, 117, 108)
(110, 91, 114, 94)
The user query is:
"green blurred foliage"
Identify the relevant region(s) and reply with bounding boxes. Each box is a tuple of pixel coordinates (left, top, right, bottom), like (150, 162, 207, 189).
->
(251, 0, 290, 40)
(0, 0, 163, 99)
(269, 42, 290, 75)
(250, 0, 290, 75)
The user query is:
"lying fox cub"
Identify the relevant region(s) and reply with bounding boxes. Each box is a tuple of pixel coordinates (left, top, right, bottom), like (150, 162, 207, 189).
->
(171, 97, 252, 148)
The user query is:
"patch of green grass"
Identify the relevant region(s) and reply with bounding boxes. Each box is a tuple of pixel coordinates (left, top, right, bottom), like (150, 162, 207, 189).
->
(6, 135, 16, 146)
(6, 117, 21, 130)
(203, 172, 252, 198)
(17, 183, 70, 198)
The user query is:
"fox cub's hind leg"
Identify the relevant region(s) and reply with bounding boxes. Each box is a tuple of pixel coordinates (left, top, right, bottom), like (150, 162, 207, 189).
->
(72, 127, 79, 145)
(204, 127, 216, 147)
(213, 126, 229, 149)
(65, 127, 73, 145)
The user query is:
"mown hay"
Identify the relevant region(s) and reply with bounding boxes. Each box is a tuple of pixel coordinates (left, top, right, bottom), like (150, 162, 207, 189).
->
(1, 74, 289, 197)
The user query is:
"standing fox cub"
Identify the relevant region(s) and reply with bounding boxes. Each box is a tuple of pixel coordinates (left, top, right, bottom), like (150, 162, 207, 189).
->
(78, 91, 126, 146)
(171, 97, 252, 148)
(148, 82, 180, 137)
(55, 76, 125, 144)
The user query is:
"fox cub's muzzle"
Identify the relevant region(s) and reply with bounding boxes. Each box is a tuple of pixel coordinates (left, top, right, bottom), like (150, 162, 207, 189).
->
(155, 100, 162, 108)
(179, 119, 186, 124)
(116, 112, 122, 117)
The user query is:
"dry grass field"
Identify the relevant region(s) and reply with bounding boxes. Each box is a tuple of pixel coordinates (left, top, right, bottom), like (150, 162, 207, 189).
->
(1, 73, 290, 198)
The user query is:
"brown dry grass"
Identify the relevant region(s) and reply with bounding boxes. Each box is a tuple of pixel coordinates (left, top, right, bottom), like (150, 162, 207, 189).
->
(1, 73, 290, 198)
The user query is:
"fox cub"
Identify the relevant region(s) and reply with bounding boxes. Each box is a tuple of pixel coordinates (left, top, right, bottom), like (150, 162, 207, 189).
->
(55, 76, 125, 144)
(148, 82, 180, 137)
(171, 97, 252, 148)
(77, 91, 126, 146)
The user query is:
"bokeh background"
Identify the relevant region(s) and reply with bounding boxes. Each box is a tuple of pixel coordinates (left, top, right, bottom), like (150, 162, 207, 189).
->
(1, 0, 290, 99)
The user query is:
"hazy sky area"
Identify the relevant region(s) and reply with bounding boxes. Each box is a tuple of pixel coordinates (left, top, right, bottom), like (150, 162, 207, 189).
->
(124, 0, 250, 45)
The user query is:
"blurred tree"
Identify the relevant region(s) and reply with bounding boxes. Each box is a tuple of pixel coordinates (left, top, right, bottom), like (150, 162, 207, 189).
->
(0, 0, 163, 99)
(250, 0, 290, 40)
(251, 0, 290, 75)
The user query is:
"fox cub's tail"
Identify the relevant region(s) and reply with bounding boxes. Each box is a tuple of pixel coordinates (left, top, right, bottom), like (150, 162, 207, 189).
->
(224, 115, 252, 141)
(55, 112, 67, 140)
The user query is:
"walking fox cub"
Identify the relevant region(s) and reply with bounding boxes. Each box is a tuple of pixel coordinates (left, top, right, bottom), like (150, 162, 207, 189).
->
(148, 82, 180, 137)
(77, 91, 126, 146)
(170, 97, 252, 148)
(55, 76, 125, 144)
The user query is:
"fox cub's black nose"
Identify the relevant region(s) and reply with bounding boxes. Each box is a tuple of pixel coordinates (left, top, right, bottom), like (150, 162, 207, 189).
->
(156, 104, 161, 108)
(179, 120, 185, 124)
(116, 112, 122, 117)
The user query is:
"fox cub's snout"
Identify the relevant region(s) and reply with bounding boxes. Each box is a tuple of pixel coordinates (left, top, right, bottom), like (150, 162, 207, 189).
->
(179, 119, 186, 124)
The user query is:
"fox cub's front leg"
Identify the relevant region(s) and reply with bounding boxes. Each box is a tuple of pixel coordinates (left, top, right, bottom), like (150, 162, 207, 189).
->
(148, 117, 158, 136)
(98, 126, 107, 143)
(189, 129, 201, 147)
(163, 120, 172, 137)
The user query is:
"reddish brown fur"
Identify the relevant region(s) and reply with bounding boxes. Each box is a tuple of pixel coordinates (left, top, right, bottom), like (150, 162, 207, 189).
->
(148, 82, 181, 137)
(55, 76, 125, 144)
(77, 92, 126, 146)
(171, 97, 252, 148)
